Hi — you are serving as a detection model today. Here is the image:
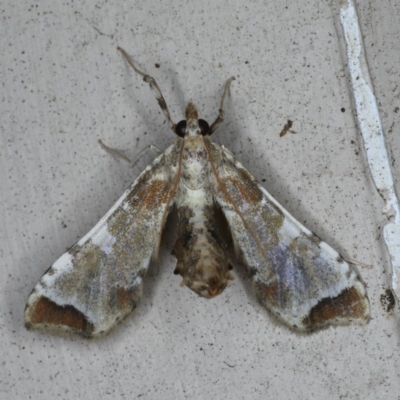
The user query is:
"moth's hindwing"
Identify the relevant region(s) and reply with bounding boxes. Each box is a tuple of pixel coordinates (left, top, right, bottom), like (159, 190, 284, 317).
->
(24, 139, 183, 337)
(206, 138, 370, 332)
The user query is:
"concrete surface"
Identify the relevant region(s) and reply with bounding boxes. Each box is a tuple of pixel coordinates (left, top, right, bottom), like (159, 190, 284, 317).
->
(1, 0, 400, 399)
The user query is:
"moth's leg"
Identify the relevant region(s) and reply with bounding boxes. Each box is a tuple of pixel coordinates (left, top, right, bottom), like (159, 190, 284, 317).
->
(128, 144, 161, 169)
(98, 139, 161, 169)
(98, 139, 132, 163)
(343, 257, 373, 269)
(209, 76, 235, 135)
(117, 47, 176, 133)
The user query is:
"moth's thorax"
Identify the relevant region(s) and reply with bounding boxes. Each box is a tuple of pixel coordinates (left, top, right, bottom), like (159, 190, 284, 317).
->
(180, 135, 209, 190)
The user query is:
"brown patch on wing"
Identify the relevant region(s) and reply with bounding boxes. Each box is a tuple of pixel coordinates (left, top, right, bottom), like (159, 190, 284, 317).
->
(304, 287, 367, 327)
(26, 296, 94, 336)
(228, 173, 263, 204)
(127, 178, 170, 209)
(114, 287, 137, 311)
(262, 282, 279, 306)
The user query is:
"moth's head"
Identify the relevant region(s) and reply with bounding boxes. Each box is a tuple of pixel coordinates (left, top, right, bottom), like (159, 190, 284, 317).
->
(174, 102, 210, 138)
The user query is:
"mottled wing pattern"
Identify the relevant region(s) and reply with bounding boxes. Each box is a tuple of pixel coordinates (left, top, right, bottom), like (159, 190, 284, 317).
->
(25, 139, 183, 337)
(205, 138, 370, 332)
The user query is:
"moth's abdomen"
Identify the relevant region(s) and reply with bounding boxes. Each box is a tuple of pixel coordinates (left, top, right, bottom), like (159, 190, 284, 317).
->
(174, 176, 234, 298)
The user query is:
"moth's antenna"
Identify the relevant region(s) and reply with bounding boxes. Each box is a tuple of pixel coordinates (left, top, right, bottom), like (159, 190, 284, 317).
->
(208, 76, 235, 135)
(117, 47, 177, 133)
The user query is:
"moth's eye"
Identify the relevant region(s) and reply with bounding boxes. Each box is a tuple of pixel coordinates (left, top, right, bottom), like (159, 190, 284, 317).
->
(198, 119, 210, 136)
(175, 120, 187, 137)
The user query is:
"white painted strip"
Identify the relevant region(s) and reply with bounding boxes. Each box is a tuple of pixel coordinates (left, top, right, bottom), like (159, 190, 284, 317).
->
(340, 0, 400, 298)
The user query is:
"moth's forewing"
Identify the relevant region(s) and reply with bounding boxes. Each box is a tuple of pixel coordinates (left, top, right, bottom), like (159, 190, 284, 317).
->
(25, 140, 183, 337)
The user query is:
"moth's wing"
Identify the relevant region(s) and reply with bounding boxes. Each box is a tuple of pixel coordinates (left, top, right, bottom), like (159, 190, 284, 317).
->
(25, 139, 183, 337)
(205, 138, 370, 332)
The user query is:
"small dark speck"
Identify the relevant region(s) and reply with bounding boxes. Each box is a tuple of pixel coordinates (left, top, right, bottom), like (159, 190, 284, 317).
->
(245, 61, 249, 64)
(394, 107, 399, 113)
(41, 236, 45, 239)
(341, 107, 345, 112)
(123, 115, 126, 118)
(155, 63, 160, 68)
(351, 140, 355, 144)
(262, 179, 266, 182)
(144, 132, 147, 135)
(380, 288, 395, 313)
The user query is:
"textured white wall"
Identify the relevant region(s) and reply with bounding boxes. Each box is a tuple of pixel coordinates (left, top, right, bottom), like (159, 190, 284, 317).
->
(1, 0, 400, 399)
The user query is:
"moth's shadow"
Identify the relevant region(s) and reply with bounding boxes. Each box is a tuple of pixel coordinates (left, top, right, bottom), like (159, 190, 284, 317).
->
(212, 205, 255, 302)
(139, 208, 179, 307)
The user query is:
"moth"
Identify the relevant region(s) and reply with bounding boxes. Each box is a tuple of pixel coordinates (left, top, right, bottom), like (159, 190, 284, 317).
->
(24, 47, 370, 338)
